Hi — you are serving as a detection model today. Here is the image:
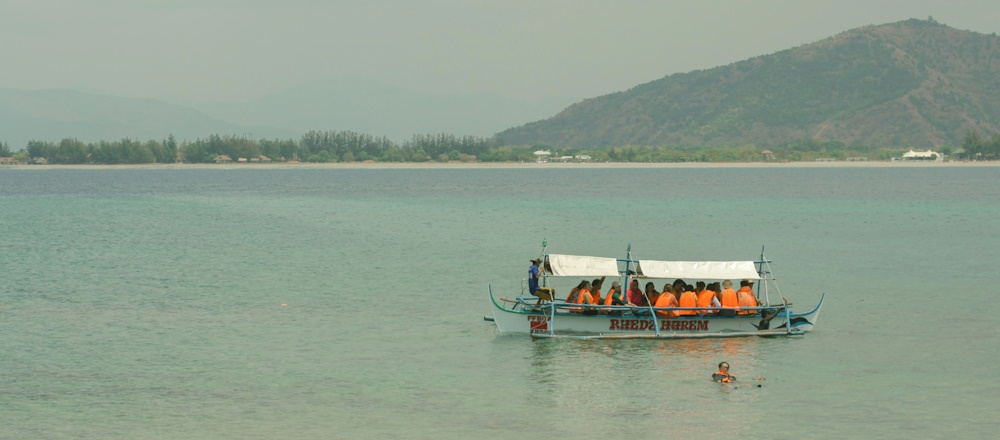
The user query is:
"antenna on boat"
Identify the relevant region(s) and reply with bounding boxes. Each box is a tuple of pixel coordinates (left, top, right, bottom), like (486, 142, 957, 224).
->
(624, 243, 632, 298)
(755, 245, 775, 306)
(540, 238, 548, 288)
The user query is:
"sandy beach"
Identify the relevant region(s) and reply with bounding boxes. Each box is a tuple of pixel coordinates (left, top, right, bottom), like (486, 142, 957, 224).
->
(3, 160, 998, 170)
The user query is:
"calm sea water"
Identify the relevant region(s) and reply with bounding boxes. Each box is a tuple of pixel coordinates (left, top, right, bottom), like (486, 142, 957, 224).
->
(2, 167, 998, 439)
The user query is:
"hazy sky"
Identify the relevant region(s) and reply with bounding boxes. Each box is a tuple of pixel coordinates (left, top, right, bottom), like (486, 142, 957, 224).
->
(2, 0, 998, 103)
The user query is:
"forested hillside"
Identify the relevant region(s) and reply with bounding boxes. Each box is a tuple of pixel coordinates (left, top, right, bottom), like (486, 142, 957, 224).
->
(497, 19, 1000, 149)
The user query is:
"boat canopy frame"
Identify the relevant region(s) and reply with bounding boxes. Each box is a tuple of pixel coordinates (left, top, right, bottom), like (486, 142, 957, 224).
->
(536, 245, 782, 305)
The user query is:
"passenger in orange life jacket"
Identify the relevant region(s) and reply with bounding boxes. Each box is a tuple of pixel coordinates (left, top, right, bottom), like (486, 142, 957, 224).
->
(565, 280, 582, 303)
(582, 281, 599, 315)
(713, 282, 726, 310)
(719, 279, 739, 316)
(645, 282, 659, 307)
(737, 280, 758, 315)
(672, 279, 686, 295)
(565, 280, 586, 312)
(677, 285, 699, 316)
(570, 280, 597, 315)
(590, 276, 606, 305)
(654, 284, 679, 318)
(697, 282, 721, 316)
(632, 282, 659, 316)
(602, 281, 630, 315)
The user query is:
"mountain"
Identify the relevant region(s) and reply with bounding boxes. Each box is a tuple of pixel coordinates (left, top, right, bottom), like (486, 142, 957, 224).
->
(0, 89, 288, 149)
(190, 76, 574, 142)
(497, 19, 1000, 149)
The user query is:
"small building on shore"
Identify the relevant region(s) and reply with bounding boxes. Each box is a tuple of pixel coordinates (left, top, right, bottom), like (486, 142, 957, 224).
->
(761, 150, 776, 160)
(902, 149, 942, 161)
(533, 150, 552, 163)
(214, 155, 232, 164)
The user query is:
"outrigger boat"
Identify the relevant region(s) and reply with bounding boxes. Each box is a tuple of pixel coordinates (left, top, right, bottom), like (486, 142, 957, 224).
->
(488, 243, 824, 339)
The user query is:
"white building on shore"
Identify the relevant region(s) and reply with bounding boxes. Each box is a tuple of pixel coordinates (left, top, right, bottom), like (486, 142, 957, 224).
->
(901, 149, 942, 161)
(533, 150, 552, 163)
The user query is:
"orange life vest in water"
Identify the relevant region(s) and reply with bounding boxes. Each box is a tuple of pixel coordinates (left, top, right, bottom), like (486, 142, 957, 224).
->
(713, 371, 736, 383)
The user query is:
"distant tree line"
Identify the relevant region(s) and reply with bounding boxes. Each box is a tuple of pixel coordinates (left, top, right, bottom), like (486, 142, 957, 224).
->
(0, 131, 955, 164)
(6, 131, 523, 164)
(960, 130, 1000, 159)
(20, 137, 179, 164)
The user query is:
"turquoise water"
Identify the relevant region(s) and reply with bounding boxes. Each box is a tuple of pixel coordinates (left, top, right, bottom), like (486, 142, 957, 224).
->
(2, 167, 998, 438)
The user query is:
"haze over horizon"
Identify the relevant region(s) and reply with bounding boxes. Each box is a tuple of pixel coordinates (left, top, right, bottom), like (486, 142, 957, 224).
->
(4, 0, 999, 105)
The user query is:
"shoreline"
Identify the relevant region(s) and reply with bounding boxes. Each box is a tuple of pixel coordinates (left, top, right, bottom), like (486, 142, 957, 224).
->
(2, 160, 997, 170)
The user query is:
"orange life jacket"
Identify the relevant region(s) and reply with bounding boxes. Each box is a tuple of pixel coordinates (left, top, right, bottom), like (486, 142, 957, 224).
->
(648, 291, 660, 307)
(591, 289, 602, 306)
(697, 290, 717, 313)
(737, 287, 757, 315)
(571, 289, 592, 313)
(566, 288, 580, 303)
(678, 291, 698, 316)
(713, 371, 735, 383)
(603, 288, 620, 306)
(720, 287, 739, 310)
(654, 293, 678, 318)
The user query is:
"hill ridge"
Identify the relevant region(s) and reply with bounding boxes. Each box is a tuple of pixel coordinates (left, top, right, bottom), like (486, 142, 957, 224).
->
(497, 18, 1000, 149)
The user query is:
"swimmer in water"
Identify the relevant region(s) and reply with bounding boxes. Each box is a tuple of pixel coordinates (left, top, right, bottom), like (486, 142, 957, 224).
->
(712, 362, 736, 383)
(713, 361, 766, 386)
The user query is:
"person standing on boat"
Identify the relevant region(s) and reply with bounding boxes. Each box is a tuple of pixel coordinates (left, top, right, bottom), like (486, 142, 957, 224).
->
(737, 280, 758, 315)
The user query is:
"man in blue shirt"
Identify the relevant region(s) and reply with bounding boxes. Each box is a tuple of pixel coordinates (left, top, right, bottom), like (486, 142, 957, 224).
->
(528, 258, 542, 295)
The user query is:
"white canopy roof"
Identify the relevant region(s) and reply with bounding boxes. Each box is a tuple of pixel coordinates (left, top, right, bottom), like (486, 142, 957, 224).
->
(546, 254, 621, 277)
(635, 260, 761, 280)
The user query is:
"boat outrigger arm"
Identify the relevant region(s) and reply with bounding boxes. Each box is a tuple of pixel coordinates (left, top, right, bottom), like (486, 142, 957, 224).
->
(487, 245, 824, 339)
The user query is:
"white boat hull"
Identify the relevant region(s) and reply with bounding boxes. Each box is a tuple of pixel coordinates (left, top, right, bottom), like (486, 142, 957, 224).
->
(489, 292, 824, 339)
